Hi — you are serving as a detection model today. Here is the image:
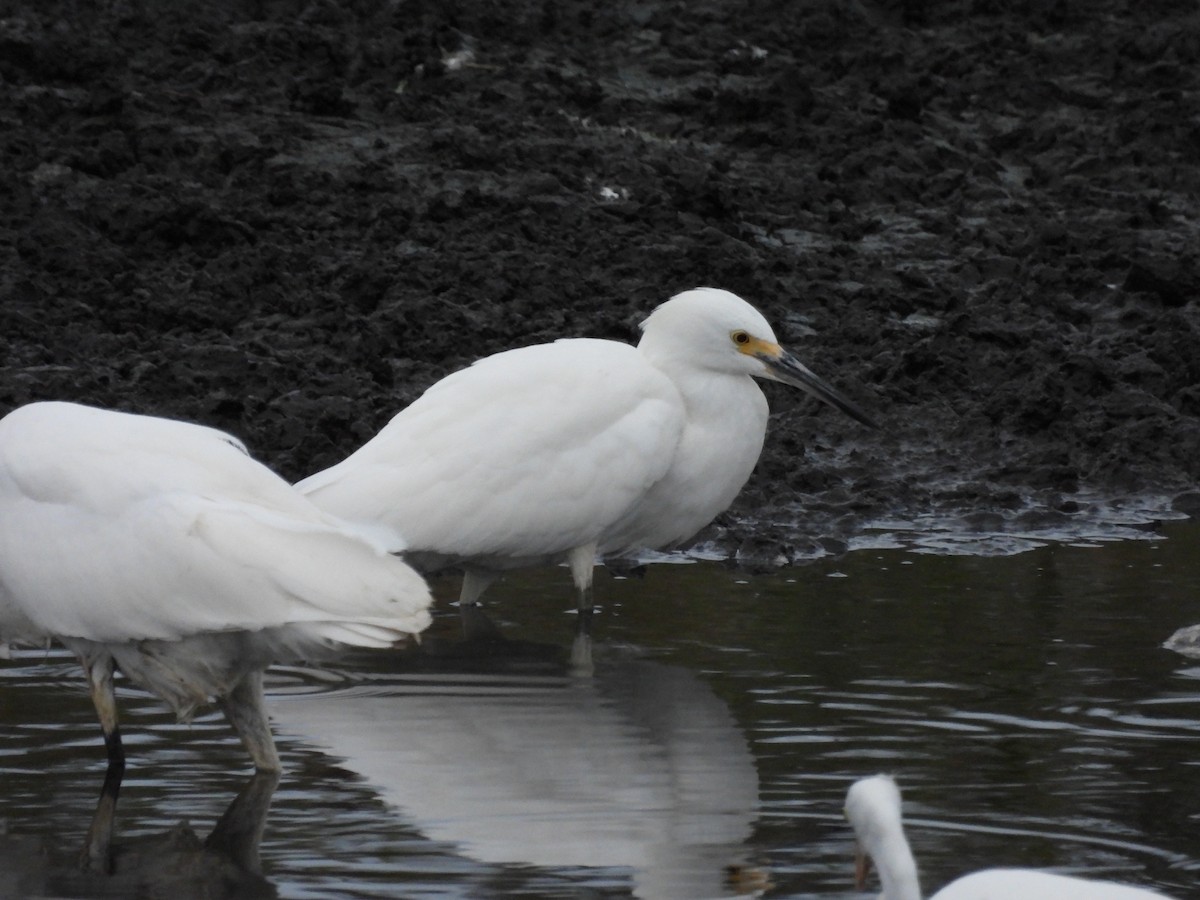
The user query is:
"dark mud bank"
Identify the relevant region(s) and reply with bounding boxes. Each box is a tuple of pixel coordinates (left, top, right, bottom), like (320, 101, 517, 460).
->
(2, 0, 1198, 563)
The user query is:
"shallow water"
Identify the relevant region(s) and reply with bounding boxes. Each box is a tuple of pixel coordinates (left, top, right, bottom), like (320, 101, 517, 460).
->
(2, 520, 1199, 899)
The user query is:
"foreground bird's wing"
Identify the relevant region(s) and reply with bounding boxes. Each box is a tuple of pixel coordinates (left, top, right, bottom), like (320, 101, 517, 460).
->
(0, 402, 431, 646)
(298, 339, 686, 561)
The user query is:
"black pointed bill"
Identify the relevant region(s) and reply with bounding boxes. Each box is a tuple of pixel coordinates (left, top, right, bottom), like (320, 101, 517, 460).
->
(854, 842, 871, 890)
(756, 344, 878, 428)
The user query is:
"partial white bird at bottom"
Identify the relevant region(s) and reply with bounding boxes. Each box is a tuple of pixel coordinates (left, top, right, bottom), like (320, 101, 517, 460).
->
(1163, 624, 1200, 660)
(844, 775, 1175, 900)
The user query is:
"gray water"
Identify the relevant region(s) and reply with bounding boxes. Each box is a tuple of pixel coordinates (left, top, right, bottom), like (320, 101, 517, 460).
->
(1, 519, 1199, 899)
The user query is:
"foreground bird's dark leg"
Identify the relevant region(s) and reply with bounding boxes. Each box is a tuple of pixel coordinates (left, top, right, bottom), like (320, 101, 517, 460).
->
(217, 670, 281, 772)
(75, 651, 125, 871)
(81, 653, 124, 767)
(80, 757, 125, 873)
(204, 769, 280, 872)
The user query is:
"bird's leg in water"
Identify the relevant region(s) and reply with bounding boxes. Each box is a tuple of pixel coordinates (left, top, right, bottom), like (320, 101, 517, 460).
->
(77, 652, 125, 872)
(218, 670, 281, 773)
(568, 543, 598, 614)
(568, 544, 598, 675)
(459, 568, 498, 607)
(80, 757, 124, 873)
(81, 653, 124, 766)
(458, 568, 500, 639)
(204, 769, 280, 872)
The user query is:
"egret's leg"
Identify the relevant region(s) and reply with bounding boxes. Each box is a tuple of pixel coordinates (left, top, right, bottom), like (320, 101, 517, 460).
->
(567, 543, 597, 613)
(80, 759, 124, 873)
(460, 602, 504, 642)
(218, 670, 281, 773)
(78, 649, 126, 870)
(459, 567, 498, 606)
(204, 769, 280, 871)
(568, 543, 598, 676)
(81, 654, 124, 766)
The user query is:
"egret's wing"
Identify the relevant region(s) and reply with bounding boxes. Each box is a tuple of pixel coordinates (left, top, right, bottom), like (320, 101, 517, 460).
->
(0, 402, 431, 646)
(298, 339, 686, 561)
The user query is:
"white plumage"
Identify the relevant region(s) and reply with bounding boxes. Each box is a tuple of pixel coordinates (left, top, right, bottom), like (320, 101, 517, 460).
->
(844, 775, 1174, 900)
(0, 401, 432, 771)
(298, 288, 874, 608)
(1163, 624, 1200, 659)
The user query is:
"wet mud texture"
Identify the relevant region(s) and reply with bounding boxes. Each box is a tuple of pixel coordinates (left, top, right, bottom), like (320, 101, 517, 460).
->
(2, 0, 1198, 563)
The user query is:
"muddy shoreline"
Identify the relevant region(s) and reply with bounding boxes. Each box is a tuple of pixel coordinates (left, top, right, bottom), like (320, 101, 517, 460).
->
(3, 1, 1198, 562)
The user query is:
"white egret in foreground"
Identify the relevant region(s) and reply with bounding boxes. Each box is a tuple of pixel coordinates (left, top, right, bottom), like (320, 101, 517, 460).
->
(844, 775, 1174, 900)
(0, 401, 432, 772)
(298, 287, 876, 610)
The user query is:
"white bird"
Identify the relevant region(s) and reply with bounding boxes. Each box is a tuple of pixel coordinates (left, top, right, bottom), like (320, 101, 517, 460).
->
(0, 401, 433, 772)
(844, 775, 1175, 900)
(298, 287, 875, 610)
(1163, 624, 1200, 659)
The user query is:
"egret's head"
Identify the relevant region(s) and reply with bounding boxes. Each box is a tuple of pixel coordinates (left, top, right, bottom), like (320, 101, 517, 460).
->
(845, 775, 904, 842)
(845, 775, 905, 890)
(639, 287, 877, 427)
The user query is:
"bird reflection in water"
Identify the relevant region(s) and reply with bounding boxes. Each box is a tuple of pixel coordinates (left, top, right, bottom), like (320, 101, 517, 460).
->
(271, 615, 768, 899)
(0, 767, 278, 899)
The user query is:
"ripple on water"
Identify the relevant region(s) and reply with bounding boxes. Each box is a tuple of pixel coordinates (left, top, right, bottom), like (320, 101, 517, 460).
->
(2, 530, 1200, 898)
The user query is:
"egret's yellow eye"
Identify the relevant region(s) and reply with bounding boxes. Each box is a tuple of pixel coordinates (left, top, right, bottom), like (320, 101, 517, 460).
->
(731, 330, 751, 346)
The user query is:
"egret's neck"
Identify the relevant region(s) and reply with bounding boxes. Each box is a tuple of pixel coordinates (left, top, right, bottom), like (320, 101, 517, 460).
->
(870, 830, 923, 900)
(637, 331, 732, 391)
(603, 343, 768, 553)
(644, 355, 769, 464)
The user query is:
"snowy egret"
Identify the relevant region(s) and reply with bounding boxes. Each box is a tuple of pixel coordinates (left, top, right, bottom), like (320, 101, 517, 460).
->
(298, 287, 875, 610)
(0, 401, 432, 772)
(844, 775, 1174, 899)
(1164, 624, 1200, 659)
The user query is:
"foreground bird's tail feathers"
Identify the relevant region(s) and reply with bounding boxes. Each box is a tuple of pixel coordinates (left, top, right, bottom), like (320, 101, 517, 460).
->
(304, 619, 422, 649)
(187, 501, 433, 640)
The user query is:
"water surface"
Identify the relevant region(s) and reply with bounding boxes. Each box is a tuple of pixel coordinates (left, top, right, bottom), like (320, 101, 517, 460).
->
(1, 521, 1198, 898)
